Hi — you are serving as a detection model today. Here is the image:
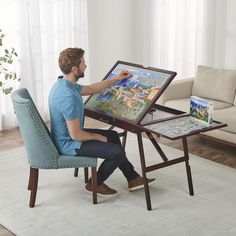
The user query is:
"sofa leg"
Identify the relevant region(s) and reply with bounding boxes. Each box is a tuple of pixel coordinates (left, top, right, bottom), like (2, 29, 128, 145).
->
(29, 167, 39, 208)
(74, 168, 79, 177)
(91, 167, 97, 204)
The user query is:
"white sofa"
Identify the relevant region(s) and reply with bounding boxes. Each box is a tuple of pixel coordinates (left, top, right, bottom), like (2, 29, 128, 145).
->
(158, 65, 236, 146)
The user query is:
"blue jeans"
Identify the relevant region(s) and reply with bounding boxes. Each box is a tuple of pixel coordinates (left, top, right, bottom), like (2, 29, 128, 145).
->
(75, 129, 139, 185)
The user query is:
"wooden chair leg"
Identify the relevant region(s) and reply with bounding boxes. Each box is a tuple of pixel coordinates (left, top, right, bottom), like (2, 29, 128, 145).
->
(84, 167, 89, 183)
(28, 167, 33, 190)
(74, 168, 79, 177)
(29, 167, 39, 208)
(91, 167, 97, 204)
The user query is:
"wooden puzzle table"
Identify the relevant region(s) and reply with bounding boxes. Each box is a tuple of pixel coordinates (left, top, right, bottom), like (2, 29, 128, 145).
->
(85, 104, 227, 210)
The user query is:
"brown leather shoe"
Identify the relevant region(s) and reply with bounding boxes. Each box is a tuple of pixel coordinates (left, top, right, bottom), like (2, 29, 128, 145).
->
(128, 176, 157, 191)
(85, 183, 118, 197)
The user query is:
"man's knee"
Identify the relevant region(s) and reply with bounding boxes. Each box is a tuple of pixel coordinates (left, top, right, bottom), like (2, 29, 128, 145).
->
(106, 130, 120, 142)
(107, 129, 119, 137)
(113, 145, 126, 162)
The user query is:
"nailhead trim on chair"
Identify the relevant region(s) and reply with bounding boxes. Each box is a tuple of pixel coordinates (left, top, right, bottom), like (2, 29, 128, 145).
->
(14, 100, 59, 169)
(57, 164, 97, 168)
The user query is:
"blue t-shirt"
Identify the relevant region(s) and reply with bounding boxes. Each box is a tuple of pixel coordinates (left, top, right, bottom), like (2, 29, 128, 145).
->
(48, 77, 84, 155)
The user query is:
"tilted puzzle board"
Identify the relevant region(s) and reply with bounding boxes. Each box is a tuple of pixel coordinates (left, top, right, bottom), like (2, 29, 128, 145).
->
(84, 61, 177, 125)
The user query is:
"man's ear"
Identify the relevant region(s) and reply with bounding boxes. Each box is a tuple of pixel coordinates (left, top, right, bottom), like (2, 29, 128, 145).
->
(71, 66, 77, 73)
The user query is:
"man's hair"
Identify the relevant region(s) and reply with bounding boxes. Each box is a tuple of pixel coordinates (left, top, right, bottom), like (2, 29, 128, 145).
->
(58, 48, 85, 74)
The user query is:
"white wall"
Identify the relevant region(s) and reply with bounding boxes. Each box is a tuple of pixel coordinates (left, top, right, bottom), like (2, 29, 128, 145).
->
(87, 0, 236, 83)
(87, 0, 138, 82)
(224, 0, 236, 69)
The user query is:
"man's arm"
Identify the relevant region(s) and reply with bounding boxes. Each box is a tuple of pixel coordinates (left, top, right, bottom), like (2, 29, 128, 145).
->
(66, 119, 107, 142)
(80, 71, 132, 96)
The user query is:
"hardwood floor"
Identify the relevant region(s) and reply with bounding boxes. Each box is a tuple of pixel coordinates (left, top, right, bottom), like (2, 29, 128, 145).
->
(0, 117, 235, 236)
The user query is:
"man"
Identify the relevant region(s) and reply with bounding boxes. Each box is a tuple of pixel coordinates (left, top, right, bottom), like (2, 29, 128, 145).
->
(49, 47, 156, 197)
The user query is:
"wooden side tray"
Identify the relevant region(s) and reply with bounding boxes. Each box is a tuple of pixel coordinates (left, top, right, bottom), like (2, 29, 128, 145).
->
(142, 114, 227, 140)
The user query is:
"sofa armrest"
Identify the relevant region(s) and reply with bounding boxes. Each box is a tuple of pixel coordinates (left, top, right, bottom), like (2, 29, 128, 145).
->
(157, 77, 194, 105)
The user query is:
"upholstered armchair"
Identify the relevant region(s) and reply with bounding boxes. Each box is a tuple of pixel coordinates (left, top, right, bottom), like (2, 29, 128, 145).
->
(11, 88, 97, 207)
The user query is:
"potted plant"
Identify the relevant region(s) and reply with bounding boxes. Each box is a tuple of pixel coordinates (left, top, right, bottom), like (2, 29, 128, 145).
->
(0, 28, 21, 95)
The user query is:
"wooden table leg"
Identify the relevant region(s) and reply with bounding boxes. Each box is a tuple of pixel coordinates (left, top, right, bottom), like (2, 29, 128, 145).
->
(137, 132, 152, 210)
(182, 137, 194, 196)
(122, 130, 128, 148)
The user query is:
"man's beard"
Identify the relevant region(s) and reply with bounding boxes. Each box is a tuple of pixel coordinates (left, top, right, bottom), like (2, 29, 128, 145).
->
(75, 72, 85, 82)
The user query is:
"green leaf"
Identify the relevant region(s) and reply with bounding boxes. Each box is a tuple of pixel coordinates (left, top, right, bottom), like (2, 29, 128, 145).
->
(2, 88, 13, 95)
(0, 29, 20, 94)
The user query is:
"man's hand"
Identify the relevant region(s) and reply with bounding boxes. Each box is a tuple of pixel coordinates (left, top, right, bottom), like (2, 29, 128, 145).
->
(116, 70, 132, 81)
(97, 134, 107, 142)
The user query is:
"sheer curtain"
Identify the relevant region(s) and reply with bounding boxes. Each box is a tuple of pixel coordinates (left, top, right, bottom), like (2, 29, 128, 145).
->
(143, 0, 236, 80)
(0, 0, 89, 130)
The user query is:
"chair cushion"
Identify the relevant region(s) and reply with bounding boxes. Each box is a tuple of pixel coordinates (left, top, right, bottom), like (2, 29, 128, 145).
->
(164, 98, 232, 113)
(192, 65, 236, 104)
(57, 155, 97, 168)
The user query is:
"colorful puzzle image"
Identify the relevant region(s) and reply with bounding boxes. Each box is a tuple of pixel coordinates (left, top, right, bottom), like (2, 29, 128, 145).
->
(85, 62, 175, 123)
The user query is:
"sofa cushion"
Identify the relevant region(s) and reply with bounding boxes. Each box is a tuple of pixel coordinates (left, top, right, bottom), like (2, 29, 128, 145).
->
(213, 107, 236, 134)
(164, 98, 232, 113)
(165, 99, 190, 113)
(210, 100, 232, 110)
(192, 65, 236, 104)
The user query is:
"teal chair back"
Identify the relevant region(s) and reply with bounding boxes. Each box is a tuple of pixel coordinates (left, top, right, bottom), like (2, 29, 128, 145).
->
(11, 88, 97, 207)
(11, 88, 59, 168)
